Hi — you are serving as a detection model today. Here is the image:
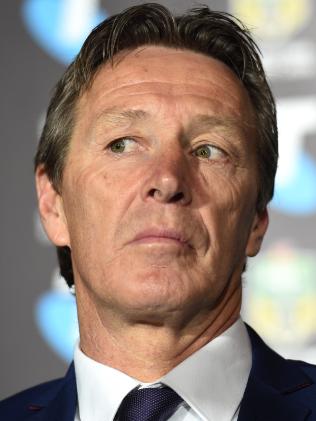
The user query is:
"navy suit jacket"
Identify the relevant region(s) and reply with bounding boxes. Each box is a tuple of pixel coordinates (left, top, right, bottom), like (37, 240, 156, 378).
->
(2, 325, 316, 420)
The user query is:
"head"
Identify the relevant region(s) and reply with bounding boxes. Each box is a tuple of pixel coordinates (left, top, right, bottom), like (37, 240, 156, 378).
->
(35, 4, 277, 320)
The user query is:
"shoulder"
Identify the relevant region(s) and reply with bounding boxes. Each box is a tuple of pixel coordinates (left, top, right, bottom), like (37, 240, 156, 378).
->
(0, 377, 64, 420)
(246, 323, 316, 383)
(241, 324, 316, 419)
(0, 364, 76, 421)
(295, 360, 316, 378)
(290, 359, 316, 395)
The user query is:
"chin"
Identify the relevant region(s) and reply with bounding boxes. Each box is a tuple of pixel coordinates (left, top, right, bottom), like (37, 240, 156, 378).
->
(110, 271, 208, 319)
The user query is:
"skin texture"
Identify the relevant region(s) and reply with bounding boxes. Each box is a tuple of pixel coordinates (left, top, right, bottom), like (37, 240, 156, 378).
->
(36, 46, 269, 381)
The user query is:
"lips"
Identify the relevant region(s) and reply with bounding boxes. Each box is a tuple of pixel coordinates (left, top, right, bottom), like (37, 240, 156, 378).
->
(130, 228, 190, 246)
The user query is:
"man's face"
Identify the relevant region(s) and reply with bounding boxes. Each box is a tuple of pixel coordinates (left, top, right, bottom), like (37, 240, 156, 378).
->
(41, 46, 268, 319)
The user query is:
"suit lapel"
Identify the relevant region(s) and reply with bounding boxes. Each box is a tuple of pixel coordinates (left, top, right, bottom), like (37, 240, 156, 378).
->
(238, 325, 313, 421)
(238, 374, 311, 421)
(27, 364, 77, 421)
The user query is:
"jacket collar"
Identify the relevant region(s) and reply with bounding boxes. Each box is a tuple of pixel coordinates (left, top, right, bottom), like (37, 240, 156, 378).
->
(238, 324, 314, 421)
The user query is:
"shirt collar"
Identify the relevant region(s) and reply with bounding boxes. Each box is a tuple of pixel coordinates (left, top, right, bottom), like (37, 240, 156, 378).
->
(74, 346, 139, 421)
(74, 318, 251, 421)
(161, 318, 252, 420)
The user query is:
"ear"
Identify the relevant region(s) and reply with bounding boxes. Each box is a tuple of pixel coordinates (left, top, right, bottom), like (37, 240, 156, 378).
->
(246, 207, 269, 257)
(35, 165, 70, 247)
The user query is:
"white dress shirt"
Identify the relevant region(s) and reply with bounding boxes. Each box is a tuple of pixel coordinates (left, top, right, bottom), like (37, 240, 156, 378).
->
(74, 318, 252, 421)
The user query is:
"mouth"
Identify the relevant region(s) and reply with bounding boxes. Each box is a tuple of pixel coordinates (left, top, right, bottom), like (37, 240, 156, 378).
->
(130, 228, 190, 247)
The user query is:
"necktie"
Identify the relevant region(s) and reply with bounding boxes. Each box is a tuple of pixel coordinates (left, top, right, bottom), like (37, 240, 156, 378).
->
(115, 385, 183, 421)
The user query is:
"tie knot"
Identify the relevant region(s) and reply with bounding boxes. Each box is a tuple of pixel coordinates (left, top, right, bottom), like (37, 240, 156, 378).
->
(115, 385, 183, 421)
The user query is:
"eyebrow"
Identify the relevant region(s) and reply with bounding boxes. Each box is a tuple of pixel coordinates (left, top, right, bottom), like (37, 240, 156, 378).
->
(94, 108, 253, 143)
(185, 114, 251, 139)
(95, 107, 149, 127)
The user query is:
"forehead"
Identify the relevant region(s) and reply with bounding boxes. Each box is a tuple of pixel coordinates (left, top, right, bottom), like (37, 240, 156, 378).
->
(76, 46, 255, 133)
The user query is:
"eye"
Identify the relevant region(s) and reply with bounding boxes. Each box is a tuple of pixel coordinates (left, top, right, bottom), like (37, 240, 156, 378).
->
(108, 137, 137, 154)
(193, 144, 226, 160)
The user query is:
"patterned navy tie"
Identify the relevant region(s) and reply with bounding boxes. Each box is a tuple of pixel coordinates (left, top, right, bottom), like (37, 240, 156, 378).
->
(115, 385, 183, 421)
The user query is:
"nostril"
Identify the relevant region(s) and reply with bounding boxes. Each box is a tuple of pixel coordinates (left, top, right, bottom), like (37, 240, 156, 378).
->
(148, 188, 185, 203)
(170, 191, 184, 203)
(148, 188, 160, 198)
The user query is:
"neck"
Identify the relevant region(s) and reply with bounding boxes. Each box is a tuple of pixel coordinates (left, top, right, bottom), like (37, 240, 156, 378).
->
(75, 277, 242, 382)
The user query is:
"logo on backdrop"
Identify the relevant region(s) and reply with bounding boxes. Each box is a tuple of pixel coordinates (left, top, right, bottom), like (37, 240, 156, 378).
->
(35, 269, 79, 362)
(229, 0, 313, 42)
(273, 97, 316, 215)
(243, 243, 316, 356)
(22, 0, 107, 64)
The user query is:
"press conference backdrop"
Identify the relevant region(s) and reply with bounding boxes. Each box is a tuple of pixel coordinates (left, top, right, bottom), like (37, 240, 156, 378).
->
(1, 0, 316, 399)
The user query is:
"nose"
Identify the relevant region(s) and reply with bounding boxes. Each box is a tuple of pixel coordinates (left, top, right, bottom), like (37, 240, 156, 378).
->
(141, 152, 192, 205)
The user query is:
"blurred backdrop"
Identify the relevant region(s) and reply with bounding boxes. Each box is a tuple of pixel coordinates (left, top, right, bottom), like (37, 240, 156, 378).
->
(1, 0, 316, 399)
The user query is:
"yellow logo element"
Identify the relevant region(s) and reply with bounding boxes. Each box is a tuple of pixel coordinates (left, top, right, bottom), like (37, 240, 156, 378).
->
(229, 0, 312, 42)
(243, 243, 316, 347)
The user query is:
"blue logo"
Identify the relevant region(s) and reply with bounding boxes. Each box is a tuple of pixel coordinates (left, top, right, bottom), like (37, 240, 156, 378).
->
(35, 289, 79, 362)
(271, 97, 316, 215)
(22, 0, 107, 64)
(272, 151, 316, 214)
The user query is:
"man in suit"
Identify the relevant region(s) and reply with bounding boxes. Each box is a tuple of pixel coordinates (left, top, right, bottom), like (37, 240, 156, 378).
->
(2, 3, 316, 420)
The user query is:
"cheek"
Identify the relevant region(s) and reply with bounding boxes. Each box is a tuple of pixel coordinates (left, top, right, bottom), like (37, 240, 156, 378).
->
(201, 166, 255, 211)
(62, 164, 112, 248)
(62, 158, 143, 259)
(61, 168, 121, 294)
(199, 172, 257, 256)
